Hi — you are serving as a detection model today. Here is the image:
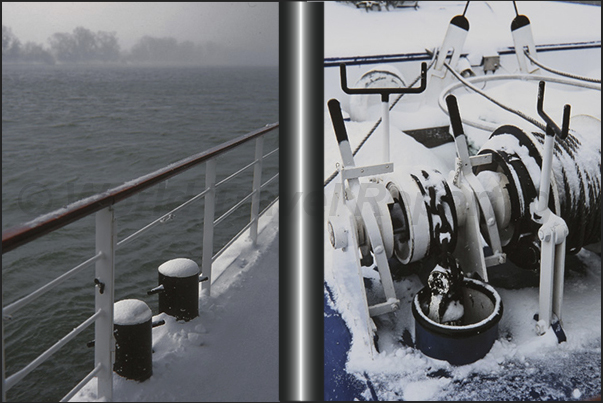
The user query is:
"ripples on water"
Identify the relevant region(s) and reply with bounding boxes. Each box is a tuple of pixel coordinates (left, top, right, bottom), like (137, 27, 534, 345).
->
(2, 63, 278, 402)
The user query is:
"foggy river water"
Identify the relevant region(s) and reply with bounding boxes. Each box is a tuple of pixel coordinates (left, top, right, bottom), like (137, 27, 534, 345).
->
(2, 63, 278, 402)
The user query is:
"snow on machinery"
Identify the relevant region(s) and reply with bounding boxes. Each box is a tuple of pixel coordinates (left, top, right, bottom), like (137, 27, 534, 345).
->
(326, 6, 601, 362)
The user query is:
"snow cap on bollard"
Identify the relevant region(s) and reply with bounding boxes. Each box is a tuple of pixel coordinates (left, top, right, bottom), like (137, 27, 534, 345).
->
(114, 299, 152, 326)
(158, 258, 200, 278)
(152, 258, 200, 321)
(113, 299, 153, 382)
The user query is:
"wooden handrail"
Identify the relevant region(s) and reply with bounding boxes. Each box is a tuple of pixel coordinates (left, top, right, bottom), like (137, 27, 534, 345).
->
(2, 123, 279, 254)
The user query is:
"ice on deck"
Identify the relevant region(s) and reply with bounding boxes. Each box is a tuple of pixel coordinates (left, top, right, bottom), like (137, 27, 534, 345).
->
(72, 202, 279, 402)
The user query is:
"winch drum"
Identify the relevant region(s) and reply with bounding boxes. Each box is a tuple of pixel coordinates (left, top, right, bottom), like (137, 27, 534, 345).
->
(475, 123, 601, 268)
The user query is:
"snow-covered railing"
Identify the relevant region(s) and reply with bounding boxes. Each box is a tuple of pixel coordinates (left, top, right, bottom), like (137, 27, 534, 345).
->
(1, 122, 279, 402)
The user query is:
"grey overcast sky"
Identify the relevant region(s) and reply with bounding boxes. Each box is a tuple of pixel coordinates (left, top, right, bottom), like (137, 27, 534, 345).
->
(2, 2, 278, 65)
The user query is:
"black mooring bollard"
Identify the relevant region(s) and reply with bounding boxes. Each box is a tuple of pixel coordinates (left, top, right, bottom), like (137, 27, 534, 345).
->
(150, 258, 200, 321)
(113, 299, 153, 382)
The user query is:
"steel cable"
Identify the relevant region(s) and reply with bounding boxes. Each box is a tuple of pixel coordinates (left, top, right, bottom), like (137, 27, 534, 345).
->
(439, 62, 600, 133)
(524, 49, 601, 84)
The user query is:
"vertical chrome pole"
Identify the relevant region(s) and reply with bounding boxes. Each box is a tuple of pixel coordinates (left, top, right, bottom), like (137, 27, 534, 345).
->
(281, 2, 324, 400)
(2, 313, 6, 402)
(250, 136, 265, 246)
(202, 158, 217, 294)
(95, 207, 115, 401)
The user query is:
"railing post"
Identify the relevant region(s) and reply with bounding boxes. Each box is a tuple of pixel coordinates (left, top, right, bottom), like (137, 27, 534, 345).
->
(250, 136, 265, 246)
(202, 158, 217, 295)
(95, 207, 115, 401)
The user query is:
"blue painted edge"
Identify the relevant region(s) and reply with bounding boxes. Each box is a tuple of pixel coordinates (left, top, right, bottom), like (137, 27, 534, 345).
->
(324, 283, 375, 401)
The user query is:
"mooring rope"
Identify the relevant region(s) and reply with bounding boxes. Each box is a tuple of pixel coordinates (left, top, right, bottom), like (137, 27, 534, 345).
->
(524, 49, 601, 84)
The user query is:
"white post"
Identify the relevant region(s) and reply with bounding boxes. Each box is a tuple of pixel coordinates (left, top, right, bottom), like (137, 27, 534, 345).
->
(537, 228, 556, 329)
(250, 136, 264, 246)
(535, 124, 569, 336)
(202, 158, 217, 294)
(553, 240, 567, 319)
(537, 135, 555, 212)
(536, 217, 568, 335)
(95, 207, 116, 401)
(381, 100, 390, 163)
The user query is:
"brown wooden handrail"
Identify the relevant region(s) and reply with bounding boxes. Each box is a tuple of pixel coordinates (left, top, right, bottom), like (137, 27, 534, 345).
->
(2, 123, 279, 254)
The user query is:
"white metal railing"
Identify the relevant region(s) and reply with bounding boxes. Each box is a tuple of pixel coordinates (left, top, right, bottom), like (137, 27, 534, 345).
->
(1, 123, 279, 402)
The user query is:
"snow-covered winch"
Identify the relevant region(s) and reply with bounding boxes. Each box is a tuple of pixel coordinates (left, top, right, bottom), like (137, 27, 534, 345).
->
(475, 121, 601, 269)
(324, 1, 600, 397)
(327, 59, 600, 364)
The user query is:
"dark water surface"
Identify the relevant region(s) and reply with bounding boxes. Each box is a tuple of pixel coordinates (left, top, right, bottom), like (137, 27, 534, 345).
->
(2, 63, 278, 402)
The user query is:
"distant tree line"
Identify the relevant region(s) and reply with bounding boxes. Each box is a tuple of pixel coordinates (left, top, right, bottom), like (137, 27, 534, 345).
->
(128, 36, 225, 64)
(3, 25, 55, 64)
(48, 27, 120, 63)
(2, 25, 228, 65)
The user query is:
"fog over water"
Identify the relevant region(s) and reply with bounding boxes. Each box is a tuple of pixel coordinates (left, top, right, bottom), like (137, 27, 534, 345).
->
(2, 2, 278, 66)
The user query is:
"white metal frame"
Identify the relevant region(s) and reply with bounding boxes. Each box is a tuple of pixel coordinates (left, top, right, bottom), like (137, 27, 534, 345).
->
(534, 131, 568, 336)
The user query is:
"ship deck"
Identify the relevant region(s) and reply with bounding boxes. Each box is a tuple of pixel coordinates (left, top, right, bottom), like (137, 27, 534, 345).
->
(72, 203, 279, 402)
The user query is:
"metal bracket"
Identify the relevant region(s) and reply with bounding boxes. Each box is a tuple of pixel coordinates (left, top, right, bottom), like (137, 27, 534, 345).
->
(469, 154, 492, 167)
(340, 62, 427, 163)
(536, 81, 571, 140)
(482, 55, 501, 74)
(340, 62, 427, 100)
(341, 163, 394, 181)
(94, 278, 105, 294)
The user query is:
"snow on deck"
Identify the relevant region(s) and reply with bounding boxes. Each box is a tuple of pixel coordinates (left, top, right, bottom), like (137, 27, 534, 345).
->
(324, 1, 601, 59)
(72, 202, 279, 402)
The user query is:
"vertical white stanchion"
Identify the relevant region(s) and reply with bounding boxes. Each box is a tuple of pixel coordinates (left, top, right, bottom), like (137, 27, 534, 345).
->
(95, 207, 115, 402)
(537, 134, 557, 329)
(202, 158, 217, 294)
(537, 135, 555, 213)
(538, 229, 556, 329)
(533, 82, 570, 339)
(381, 100, 390, 163)
(250, 136, 264, 246)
